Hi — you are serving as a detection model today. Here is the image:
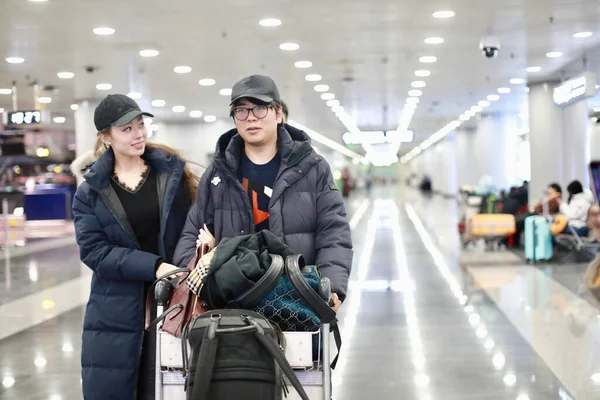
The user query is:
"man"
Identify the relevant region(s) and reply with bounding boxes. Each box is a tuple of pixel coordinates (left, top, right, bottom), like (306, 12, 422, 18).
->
(173, 75, 352, 309)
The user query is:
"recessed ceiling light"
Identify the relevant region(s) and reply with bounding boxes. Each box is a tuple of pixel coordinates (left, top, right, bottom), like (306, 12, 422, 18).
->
(57, 71, 74, 79)
(471, 105, 483, 112)
(199, 78, 216, 86)
(259, 18, 282, 27)
(432, 10, 455, 19)
(37, 97, 52, 104)
(70, 104, 79, 111)
(327, 99, 340, 107)
(53, 117, 66, 124)
(219, 88, 232, 96)
(151, 100, 166, 107)
(411, 81, 427, 88)
(96, 83, 112, 91)
(294, 61, 313, 69)
(405, 103, 418, 111)
(127, 92, 142, 100)
(321, 93, 335, 100)
(526, 66, 541, 72)
(408, 90, 423, 97)
(174, 66, 192, 74)
(498, 87, 511, 94)
(510, 78, 525, 84)
(5, 57, 24, 64)
(459, 114, 470, 121)
(419, 56, 437, 63)
(0, 89, 12, 95)
(479, 100, 491, 107)
(415, 70, 431, 77)
(546, 51, 563, 58)
(574, 31, 593, 38)
(279, 42, 300, 51)
(487, 94, 500, 101)
(425, 37, 445, 44)
(305, 74, 322, 82)
(93, 27, 115, 36)
(204, 115, 217, 123)
(314, 84, 329, 92)
(172, 106, 186, 113)
(190, 110, 203, 118)
(139, 49, 159, 57)
(406, 97, 420, 104)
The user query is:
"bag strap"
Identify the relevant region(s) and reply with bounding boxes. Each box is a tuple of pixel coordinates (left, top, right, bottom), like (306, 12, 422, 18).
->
(190, 316, 220, 400)
(245, 316, 310, 400)
(233, 254, 285, 308)
(285, 254, 343, 369)
(285, 255, 337, 325)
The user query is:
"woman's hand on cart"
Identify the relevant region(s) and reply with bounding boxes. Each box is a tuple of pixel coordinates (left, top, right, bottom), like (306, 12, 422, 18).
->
(155, 262, 184, 279)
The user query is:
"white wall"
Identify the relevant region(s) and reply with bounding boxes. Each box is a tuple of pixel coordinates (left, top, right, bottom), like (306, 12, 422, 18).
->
(589, 118, 600, 162)
(150, 119, 234, 174)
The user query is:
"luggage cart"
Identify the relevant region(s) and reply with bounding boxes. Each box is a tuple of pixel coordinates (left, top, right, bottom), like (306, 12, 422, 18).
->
(154, 301, 333, 400)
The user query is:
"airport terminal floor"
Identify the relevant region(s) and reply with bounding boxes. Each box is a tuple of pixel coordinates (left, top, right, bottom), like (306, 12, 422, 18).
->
(0, 185, 598, 400)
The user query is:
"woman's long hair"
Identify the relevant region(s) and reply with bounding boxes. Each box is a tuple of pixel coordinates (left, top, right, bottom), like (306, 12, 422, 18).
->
(94, 132, 201, 202)
(567, 180, 584, 204)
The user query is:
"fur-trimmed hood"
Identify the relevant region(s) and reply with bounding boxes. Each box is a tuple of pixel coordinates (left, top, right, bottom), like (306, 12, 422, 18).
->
(70, 151, 97, 181)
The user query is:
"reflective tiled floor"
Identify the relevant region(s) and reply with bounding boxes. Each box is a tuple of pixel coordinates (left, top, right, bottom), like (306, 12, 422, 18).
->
(1, 185, 599, 399)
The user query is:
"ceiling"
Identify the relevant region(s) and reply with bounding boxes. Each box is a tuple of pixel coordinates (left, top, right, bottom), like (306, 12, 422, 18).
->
(1, 0, 600, 157)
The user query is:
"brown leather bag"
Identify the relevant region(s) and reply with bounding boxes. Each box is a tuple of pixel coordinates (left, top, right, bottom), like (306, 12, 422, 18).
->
(145, 244, 210, 338)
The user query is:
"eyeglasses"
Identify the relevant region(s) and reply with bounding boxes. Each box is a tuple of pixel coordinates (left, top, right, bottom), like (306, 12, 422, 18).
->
(233, 105, 270, 121)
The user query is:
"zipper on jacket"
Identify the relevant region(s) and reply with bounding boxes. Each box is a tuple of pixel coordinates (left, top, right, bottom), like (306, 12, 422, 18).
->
(216, 161, 256, 234)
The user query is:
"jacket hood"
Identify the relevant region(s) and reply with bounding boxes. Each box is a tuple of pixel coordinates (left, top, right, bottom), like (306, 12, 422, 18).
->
(70, 151, 97, 181)
(213, 124, 314, 174)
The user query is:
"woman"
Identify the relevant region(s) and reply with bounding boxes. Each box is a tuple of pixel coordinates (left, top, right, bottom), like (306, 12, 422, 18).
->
(557, 180, 594, 237)
(72, 94, 199, 399)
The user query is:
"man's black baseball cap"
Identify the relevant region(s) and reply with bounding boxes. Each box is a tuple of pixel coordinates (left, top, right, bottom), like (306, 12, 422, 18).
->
(229, 75, 281, 106)
(94, 94, 154, 132)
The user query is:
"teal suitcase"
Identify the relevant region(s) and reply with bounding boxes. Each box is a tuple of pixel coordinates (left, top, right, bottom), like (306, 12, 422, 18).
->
(525, 216, 553, 262)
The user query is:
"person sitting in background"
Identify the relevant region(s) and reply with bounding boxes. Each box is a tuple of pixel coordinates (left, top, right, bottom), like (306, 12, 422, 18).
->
(587, 204, 600, 242)
(556, 180, 594, 237)
(529, 183, 562, 215)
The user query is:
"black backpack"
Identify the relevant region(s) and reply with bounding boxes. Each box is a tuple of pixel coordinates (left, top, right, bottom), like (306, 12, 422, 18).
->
(182, 309, 310, 400)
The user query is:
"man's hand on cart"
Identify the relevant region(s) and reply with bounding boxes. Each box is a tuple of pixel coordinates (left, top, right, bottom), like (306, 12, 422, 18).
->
(330, 293, 342, 312)
(197, 223, 216, 250)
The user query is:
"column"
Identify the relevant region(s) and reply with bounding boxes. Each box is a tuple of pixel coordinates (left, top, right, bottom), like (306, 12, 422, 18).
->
(455, 128, 478, 187)
(529, 81, 592, 199)
(562, 99, 589, 188)
(528, 82, 564, 201)
(472, 114, 518, 191)
(74, 100, 100, 158)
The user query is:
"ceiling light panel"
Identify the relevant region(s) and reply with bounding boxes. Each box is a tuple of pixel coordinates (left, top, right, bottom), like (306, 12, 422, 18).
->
(259, 18, 282, 27)
(425, 37, 445, 44)
(279, 43, 300, 51)
(295, 61, 312, 69)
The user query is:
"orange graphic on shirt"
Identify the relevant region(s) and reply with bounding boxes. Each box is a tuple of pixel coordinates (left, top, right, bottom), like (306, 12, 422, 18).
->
(252, 190, 269, 226)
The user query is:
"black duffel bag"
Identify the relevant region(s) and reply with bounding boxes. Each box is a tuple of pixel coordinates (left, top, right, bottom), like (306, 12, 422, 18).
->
(182, 309, 309, 400)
